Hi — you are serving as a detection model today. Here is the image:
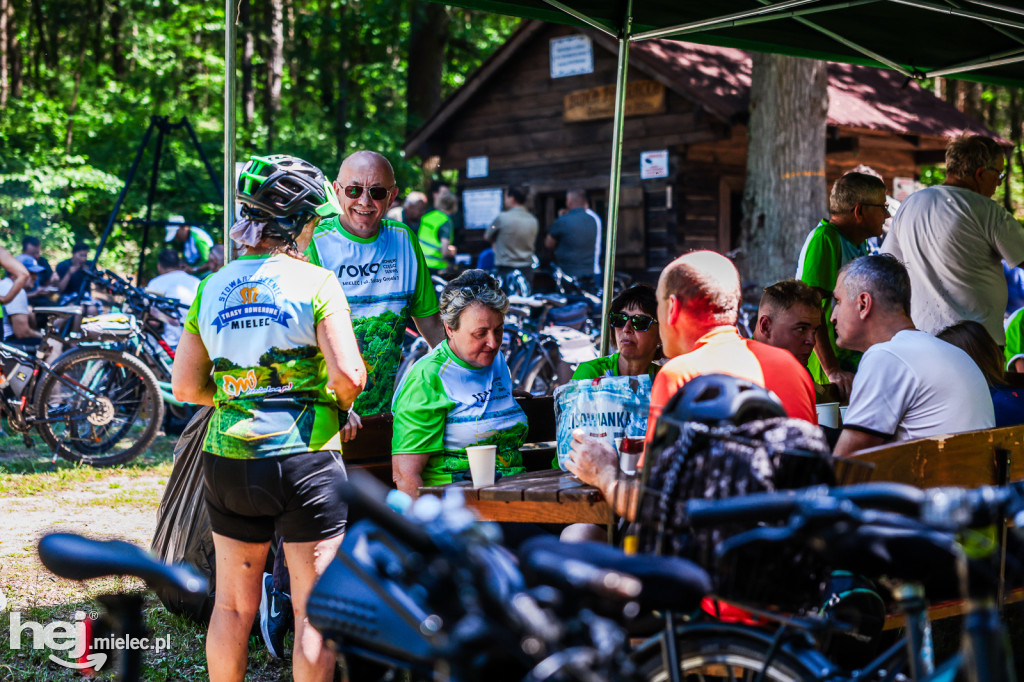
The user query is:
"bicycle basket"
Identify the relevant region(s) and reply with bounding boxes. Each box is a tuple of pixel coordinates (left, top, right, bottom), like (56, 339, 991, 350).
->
(80, 313, 139, 341)
(635, 417, 835, 611)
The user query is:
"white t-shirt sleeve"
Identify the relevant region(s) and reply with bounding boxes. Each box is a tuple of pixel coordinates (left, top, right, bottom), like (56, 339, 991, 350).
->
(842, 346, 914, 438)
(987, 201, 1024, 269)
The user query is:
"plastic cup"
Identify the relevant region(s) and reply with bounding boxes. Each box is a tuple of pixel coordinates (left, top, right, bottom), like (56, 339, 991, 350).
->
(839, 406, 849, 424)
(816, 402, 840, 429)
(465, 445, 497, 488)
(619, 436, 643, 475)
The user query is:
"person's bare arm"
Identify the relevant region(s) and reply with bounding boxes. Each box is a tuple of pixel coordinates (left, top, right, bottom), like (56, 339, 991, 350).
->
(565, 430, 640, 520)
(833, 428, 886, 458)
(317, 310, 367, 410)
(412, 313, 446, 348)
(1014, 358, 1024, 373)
(544, 234, 558, 251)
(811, 286, 854, 401)
(0, 247, 29, 305)
(171, 331, 216, 406)
(9, 314, 42, 340)
(393, 453, 433, 498)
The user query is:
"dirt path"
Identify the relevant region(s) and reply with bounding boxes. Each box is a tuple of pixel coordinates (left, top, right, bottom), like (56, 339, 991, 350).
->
(0, 448, 171, 611)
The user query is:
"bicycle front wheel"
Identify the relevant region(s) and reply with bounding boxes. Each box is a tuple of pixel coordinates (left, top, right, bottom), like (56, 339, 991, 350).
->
(640, 635, 823, 682)
(34, 347, 164, 466)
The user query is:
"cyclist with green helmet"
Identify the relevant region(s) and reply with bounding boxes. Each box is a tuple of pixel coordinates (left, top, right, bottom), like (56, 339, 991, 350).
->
(172, 153, 366, 682)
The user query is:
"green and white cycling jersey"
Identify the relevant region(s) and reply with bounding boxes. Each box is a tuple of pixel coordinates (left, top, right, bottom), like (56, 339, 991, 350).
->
(306, 216, 438, 416)
(182, 226, 215, 266)
(184, 254, 350, 459)
(391, 340, 527, 486)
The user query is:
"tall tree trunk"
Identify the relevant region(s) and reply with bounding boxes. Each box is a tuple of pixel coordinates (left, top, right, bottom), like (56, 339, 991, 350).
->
(65, 44, 86, 153)
(264, 0, 283, 149)
(109, 0, 124, 77)
(240, 0, 254, 126)
(1010, 88, 1023, 213)
(8, 0, 20, 97)
(740, 53, 829, 285)
(406, 2, 450, 134)
(1, 0, 8, 108)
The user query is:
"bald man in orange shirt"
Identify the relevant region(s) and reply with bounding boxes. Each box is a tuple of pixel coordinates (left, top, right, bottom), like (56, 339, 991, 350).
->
(566, 250, 816, 520)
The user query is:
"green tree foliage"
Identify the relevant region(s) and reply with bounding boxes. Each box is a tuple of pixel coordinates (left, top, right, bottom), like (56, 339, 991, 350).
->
(0, 0, 518, 272)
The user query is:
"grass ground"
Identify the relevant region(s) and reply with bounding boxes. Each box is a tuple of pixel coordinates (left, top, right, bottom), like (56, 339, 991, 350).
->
(0, 422, 292, 681)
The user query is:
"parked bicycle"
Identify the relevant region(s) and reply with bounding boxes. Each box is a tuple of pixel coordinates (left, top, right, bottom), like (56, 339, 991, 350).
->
(307, 472, 710, 682)
(638, 481, 1024, 682)
(0, 336, 164, 466)
(35, 268, 196, 435)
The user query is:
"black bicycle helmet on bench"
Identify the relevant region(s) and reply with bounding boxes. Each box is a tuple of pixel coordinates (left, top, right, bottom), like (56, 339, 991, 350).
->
(659, 373, 786, 429)
(236, 154, 339, 242)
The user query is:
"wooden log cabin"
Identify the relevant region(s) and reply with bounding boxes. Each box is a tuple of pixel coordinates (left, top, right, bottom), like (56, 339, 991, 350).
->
(403, 20, 997, 280)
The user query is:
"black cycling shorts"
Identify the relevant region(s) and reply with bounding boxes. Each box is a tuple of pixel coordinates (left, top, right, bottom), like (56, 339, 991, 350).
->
(202, 449, 348, 543)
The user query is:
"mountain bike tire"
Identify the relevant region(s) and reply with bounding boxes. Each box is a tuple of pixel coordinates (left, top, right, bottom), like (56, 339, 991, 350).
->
(638, 634, 824, 682)
(34, 347, 164, 467)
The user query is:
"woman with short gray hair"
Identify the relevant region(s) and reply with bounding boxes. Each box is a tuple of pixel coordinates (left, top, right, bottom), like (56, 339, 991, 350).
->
(391, 269, 527, 496)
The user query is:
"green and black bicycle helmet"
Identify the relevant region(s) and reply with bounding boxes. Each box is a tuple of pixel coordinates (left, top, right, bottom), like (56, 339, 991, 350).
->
(236, 154, 340, 240)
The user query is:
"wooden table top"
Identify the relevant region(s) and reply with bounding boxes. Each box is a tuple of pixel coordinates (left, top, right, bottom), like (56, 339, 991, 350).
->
(419, 468, 613, 524)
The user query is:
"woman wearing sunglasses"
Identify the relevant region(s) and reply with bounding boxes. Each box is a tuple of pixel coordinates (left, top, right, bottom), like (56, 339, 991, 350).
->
(391, 269, 528, 497)
(573, 284, 662, 381)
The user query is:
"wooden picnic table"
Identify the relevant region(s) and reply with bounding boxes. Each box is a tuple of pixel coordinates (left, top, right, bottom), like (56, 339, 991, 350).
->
(419, 468, 613, 524)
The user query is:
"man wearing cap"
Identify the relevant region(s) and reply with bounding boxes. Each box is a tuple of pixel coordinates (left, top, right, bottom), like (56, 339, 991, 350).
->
(1, 254, 44, 346)
(165, 215, 216, 276)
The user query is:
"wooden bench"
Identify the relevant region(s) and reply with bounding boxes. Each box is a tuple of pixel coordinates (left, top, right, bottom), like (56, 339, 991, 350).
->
(847, 424, 1024, 626)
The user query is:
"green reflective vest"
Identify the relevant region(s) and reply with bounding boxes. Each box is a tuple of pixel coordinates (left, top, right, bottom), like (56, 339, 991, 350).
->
(418, 210, 449, 270)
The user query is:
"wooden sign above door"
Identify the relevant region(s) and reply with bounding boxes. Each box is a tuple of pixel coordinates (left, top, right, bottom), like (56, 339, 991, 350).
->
(563, 80, 665, 122)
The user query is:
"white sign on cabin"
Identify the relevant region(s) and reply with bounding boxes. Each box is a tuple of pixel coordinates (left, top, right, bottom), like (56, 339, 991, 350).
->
(640, 150, 669, 179)
(466, 156, 489, 179)
(550, 35, 594, 79)
(463, 188, 504, 230)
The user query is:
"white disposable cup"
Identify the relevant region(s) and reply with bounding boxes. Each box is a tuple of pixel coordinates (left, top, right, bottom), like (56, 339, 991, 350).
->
(816, 402, 840, 429)
(465, 445, 497, 488)
(839, 406, 849, 424)
(620, 452, 640, 475)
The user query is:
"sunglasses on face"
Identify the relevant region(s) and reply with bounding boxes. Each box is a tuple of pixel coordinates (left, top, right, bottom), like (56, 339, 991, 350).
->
(343, 185, 392, 201)
(608, 312, 657, 332)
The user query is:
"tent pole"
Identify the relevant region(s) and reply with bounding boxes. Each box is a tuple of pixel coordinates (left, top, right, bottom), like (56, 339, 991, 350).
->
(599, 1, 632, 356)
(224, 0, 237, 262)
(632, 0, 882, 41)
(136, 117, 168, 282)
(91, 116, 158, 271)
(926, 50, 1024, 77)
(541, 0, 617, 37)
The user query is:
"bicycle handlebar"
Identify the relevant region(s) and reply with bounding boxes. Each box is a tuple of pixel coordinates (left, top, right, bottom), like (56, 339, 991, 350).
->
(337, 472, 437, 555)
(38, 533, 207, 600)
(686, 481, 1024, 532)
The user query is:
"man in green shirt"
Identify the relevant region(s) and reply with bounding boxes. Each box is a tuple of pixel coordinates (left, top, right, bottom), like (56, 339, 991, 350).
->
(796, 172, 888, 401)
(165, 215, 216, 276)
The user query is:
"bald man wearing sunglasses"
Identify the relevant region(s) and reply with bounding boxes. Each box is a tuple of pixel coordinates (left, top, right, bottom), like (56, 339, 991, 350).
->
(305, 151, 445, 440)
(565, 251, 817, 520)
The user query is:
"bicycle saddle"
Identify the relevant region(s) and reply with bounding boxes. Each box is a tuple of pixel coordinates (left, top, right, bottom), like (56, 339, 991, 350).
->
(519, 535, 711, 613)
(38, 533, 207, 599)
(33, 305, 84, 316)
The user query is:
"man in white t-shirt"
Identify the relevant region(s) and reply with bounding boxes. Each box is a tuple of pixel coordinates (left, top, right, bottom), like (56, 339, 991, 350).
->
(881, 135, 1024, 343)
(832, 254, 994, 457)
(145, 249, 200, 349)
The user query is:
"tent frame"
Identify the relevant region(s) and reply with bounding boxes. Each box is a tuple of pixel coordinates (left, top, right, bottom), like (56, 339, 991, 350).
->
(222, 0, 1024, 352)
